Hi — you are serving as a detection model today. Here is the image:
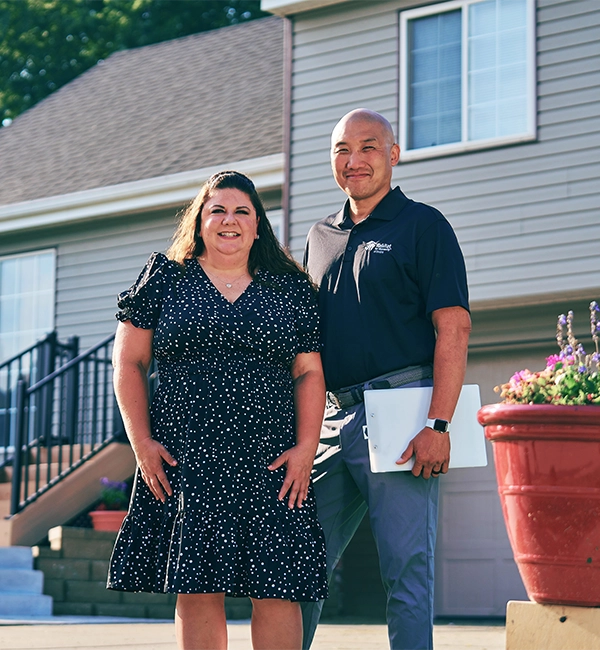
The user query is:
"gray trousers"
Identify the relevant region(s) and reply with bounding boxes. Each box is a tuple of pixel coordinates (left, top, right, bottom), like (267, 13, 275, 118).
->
(301, 380, 439, 650)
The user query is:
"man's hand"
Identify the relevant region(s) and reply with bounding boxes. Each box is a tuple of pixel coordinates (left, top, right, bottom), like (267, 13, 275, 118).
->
(396, 426, 450, 479)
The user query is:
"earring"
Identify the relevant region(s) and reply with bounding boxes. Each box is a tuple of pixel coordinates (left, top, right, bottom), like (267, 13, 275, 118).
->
(255, 235, 260, 240)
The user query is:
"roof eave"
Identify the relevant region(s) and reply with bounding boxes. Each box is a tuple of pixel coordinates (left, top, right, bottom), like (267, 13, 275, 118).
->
(261, 0, 348, 17)
(0, 153, 283, 235)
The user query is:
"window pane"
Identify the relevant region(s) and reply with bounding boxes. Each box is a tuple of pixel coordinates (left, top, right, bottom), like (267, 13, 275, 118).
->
(19, 295, 36, 332)
(470, 0, 496, 35)
(0, 333, 19, 363)
(469, 35, 496, 71)
(35, 291, 54, 331)
(408, 10, 461, 149)
(37, 253, 55, 291)
(0, 251, 56, 362)
(469, 105, 497, 140)
(499, 0, 526, 30)
(0, 260, 17, 296)
(497, 98, 527, 135)
(470, 70, 496, 104)
(18, 258, 36, 294)
(499, 62, 526, 97)
(0, 296, 17, 334)
(468, 0, 528, 141)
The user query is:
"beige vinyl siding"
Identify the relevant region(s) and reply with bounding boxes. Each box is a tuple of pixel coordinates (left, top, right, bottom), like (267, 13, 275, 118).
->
(287, 0, 600, 305)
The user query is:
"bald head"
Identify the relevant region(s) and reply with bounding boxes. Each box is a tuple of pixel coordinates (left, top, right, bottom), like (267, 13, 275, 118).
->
(329, 109, 400, 217)
(331, 109, 396, 148)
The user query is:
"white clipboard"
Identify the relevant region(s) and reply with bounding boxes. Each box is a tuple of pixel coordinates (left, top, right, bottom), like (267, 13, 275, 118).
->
(363, 384, 487, 473)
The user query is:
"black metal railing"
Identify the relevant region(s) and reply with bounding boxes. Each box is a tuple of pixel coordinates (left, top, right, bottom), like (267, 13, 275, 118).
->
(0, 332, 79, 465)
(6, 333, 129, 514)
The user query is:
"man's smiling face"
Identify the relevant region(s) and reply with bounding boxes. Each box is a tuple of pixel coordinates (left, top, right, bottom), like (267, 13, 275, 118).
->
(330, 113, 400, 203)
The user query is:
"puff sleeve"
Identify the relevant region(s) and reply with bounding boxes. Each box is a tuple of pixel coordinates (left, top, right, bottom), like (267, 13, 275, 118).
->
(116, 252, 173, 330)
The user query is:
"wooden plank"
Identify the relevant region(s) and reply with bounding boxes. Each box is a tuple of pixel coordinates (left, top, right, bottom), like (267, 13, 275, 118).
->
(506, 601, 600, 650)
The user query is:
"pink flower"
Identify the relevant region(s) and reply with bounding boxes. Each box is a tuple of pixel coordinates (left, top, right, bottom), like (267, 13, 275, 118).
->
(545, 354, 561, 369)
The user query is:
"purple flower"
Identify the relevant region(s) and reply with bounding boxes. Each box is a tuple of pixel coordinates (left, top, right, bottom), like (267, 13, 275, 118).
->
(566, 345, 573, 355)
(558, 314, 567, 326)
(579, 366, 587, 373)
(100, 477, 127, 492)
(591, 301, 599, 312)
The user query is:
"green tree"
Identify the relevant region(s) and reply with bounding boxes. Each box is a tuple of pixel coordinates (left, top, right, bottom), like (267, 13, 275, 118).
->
(0, 0, 267, 126)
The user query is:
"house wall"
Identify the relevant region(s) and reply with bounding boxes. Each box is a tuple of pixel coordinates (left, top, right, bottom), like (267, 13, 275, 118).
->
(287, 0, 600, 306)
(284, 0, 600, 618)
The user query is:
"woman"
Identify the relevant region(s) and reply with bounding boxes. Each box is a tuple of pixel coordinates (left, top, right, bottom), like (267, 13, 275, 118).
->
(107, 171, 328, 650)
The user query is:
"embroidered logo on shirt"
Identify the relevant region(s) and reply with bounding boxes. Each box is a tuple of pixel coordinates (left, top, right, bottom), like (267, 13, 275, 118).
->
(364, 240, 392, 254)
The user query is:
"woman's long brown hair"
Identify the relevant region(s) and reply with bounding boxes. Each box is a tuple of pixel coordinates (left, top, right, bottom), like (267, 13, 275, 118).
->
(167, 170, 308, 280)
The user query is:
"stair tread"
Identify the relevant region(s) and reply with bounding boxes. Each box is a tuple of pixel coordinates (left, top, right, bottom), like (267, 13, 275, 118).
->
(0, 547, 33, 569)
(0, 592, 52, 617)
(0, 567, 44, 594)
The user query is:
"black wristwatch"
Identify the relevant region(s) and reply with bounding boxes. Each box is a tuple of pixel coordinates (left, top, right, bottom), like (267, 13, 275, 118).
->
(425, 418, 450, 433)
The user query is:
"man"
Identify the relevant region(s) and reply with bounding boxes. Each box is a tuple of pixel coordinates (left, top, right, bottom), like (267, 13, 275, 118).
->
(301, 109, 471, 650)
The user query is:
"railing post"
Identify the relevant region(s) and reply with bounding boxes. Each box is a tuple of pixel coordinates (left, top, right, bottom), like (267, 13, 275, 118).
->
(65, 336, 79, 445)
(10, 378, 27, 515)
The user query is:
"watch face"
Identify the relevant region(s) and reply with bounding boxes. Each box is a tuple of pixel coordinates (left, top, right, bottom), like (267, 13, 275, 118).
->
(434, 419, 449, 433)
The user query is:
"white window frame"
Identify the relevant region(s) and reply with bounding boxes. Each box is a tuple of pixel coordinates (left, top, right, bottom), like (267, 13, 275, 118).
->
(266, 208, 284, 244)
(399, 0, 536, 162)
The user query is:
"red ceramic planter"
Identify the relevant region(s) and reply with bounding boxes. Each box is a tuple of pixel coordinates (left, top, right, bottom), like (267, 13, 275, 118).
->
(89, 510, 127, 532)
(478, 403, 600, 607)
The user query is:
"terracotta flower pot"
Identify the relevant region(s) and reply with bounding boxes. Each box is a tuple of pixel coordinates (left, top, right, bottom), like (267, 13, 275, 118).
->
(89, 510, 127, 532)
(477, 403, 600, 607)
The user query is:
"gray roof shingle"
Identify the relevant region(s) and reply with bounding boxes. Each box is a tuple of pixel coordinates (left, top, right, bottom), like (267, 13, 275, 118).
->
(0, 16, 283, 206)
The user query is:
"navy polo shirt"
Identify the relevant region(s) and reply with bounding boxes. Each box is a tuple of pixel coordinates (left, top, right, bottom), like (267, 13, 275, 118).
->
(304, 187, 469, 391)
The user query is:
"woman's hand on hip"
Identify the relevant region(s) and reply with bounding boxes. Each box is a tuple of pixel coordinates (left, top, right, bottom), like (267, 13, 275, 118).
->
(268, 443, 316, 509)
(133, 437, 178, 502)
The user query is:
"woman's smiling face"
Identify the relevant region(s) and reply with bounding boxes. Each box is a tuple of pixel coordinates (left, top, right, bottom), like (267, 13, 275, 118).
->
(199, 188, 259, 259)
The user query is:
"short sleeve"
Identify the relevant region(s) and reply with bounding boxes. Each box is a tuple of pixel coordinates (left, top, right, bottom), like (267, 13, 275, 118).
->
(416, 217, 470, 317)
(293, 276, 323, 354)
(116, 253, 172, 330)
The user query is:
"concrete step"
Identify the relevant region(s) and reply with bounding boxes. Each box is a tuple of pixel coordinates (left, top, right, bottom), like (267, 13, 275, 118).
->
(0, 546, 53, 617)
(0, 567, 44, 593)
(0, 592, 52, 617)
(0, 546, 33, 569)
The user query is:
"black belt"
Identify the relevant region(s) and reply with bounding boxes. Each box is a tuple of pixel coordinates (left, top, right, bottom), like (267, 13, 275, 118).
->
(327, 364, 433, 410)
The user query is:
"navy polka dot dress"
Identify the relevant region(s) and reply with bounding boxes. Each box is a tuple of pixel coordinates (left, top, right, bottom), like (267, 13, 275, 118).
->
(107, 252, 328, 602)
